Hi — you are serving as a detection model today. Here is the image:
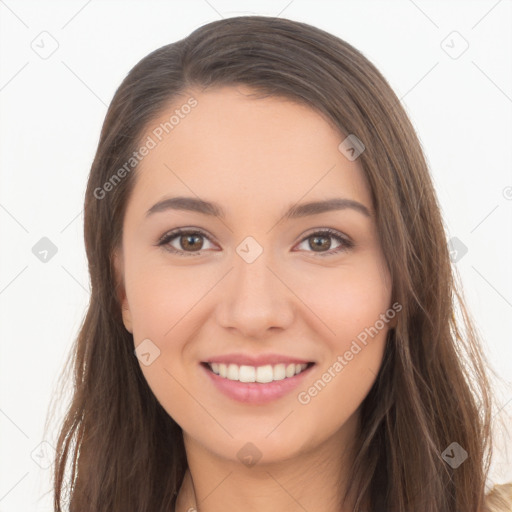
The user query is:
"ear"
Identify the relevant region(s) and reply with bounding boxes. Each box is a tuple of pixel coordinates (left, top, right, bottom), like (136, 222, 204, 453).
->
(112, 248, 133, 334)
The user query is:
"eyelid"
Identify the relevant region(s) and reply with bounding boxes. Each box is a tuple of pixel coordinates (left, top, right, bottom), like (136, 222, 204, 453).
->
(156, 227, 217, 253)
(157, 226, 354, 257)
(293, 227, 354, 256)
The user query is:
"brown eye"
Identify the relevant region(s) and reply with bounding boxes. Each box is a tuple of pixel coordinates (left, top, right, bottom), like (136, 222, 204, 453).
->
(179, 233, 203, 251)
(309, 234, 331, 251)
(295, 229, 354, 256)
(157, 227, 353, 257)
(158, 229, 215, 256)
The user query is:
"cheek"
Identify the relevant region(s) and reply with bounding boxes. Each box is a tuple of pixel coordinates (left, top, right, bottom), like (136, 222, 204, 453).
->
(126, 259, 210, 341)
(292, 266, 390, 439)
(125, 260, 217, 407)
(293, 336, 386, 450)
(125, 262, 211, 423)
(292, 258, 391, 403)
(295, 256, 392, 342)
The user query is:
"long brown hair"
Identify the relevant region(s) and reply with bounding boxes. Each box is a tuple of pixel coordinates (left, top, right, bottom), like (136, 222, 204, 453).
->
(46, 15, 508, 511)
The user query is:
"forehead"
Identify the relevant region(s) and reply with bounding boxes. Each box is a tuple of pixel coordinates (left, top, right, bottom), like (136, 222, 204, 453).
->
(130, 85, 372, 218)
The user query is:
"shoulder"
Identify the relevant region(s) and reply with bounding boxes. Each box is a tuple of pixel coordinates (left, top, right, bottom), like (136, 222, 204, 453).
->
(484, 483, 512, 512)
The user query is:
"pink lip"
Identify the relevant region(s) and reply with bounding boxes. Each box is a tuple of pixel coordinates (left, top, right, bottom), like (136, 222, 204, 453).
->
(203, 353, 314, 366)
(200, 362, 315, 404)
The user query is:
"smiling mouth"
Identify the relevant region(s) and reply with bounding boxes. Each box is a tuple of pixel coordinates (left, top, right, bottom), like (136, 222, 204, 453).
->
(201, 361, 315, 383)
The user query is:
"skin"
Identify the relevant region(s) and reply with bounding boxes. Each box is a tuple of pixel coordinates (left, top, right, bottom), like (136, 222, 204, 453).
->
(113, 84, 396, 512)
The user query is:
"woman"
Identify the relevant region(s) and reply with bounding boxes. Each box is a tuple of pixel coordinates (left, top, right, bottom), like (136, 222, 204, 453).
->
(47, 15, 511, 511)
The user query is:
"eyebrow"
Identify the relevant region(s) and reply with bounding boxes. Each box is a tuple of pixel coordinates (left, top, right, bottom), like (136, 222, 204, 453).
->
(145, 196, 372, 220)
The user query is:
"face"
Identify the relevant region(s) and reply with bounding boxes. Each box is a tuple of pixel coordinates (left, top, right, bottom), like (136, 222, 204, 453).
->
(114, 84, 395, 468)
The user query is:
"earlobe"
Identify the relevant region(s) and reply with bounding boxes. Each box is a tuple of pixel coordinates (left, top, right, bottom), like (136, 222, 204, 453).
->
(112, 249, 133, 334)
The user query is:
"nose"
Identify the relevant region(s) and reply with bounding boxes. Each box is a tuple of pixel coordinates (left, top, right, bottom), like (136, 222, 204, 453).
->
(215, 246, 295, 339)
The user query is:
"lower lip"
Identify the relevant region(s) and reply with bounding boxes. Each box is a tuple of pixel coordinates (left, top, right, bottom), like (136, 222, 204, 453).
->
(200, 363, 315, 405)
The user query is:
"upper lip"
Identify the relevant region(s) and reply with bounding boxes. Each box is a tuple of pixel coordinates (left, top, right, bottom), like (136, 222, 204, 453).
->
(203, 353, 315, 367)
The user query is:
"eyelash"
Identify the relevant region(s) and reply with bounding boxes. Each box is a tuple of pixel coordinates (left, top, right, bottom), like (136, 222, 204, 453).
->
(156, 227, 354, 257)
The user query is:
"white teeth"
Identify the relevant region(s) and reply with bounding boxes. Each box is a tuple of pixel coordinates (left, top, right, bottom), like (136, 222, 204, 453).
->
(273, 364, 286, 380)
(207, 362, 310, 382)
(256, 365, 273, 383)
(285, 363, 296, 378)
(240, 365, 256, 382)
(227, 364, 239, 380)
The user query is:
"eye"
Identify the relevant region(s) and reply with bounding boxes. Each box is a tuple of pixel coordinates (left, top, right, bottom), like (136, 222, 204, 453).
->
(294, 228, 354, 256)
(156, 227, 354, 257)
(157, 228, 216, 256)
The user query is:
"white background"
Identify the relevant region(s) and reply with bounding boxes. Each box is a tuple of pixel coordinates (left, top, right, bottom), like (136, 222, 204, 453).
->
(0, 1, 511, 510)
